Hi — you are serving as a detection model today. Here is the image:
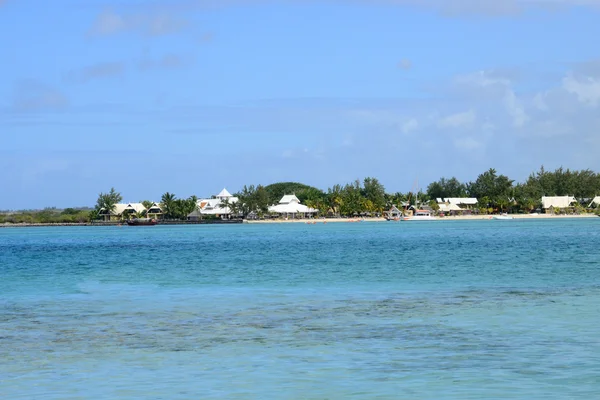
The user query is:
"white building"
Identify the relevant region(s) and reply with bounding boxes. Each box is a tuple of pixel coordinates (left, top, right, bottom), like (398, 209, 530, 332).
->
(587, 196, 600, 208)
(541, 196, 576, 211)
(436, 197, 478, 212)
(268, 195, 317, 218)
(189, 188, 239, 220)
(98, 202, 147, 221)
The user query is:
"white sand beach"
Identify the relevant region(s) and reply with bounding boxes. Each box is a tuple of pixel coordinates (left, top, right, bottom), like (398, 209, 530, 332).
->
(246, 214, 598, 224)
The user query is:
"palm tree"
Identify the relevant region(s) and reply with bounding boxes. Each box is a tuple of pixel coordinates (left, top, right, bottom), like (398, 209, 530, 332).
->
(161, 192, 177, 219)
(95, 188, 122, 221)
(141, 200, 154, 210)
(183, 196, 198, 219)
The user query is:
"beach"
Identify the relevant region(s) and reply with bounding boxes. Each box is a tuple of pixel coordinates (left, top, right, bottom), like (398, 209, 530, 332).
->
(246, 213, 598, 223)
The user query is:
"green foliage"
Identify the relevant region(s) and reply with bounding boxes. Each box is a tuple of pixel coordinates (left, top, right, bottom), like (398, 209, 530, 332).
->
(362, 177, 386, 213)
(467, 168, 514, 203)
(0, 209, 92, 224)
(160, 192, 178, 219)
(263, 182, 324, 205)
(95, 187, 122, 216)
(523, 166, 600, 199)
(235, 185, 270, 217)
(426, 177, 467, 199)
(141, 200, 154, 210)
(160, 193, 198, 220)
(6, 166, 600, 224)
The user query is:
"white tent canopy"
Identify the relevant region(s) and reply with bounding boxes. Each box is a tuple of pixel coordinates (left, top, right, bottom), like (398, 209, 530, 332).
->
(438, 202, 462, 212)
(588, 196, 600, 207)
(436, 197, 478, 205)
(268, 195, 317, 215)
(541, 196, 576, 209)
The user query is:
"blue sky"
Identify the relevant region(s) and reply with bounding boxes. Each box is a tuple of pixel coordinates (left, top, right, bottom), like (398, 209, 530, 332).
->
(2, 0, 600, 209)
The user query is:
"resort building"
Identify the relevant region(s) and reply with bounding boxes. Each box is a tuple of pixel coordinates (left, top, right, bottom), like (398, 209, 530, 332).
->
(146, 202, 163, 218)
(541, 196, 577, 213)
(98, 202, 147, 221)
(385, 205, 403, 220)
(268, 195, 317, 219)
(188, 188, 239, 220)
(436, 198, 478, 213)
(588, 196, 600, 208)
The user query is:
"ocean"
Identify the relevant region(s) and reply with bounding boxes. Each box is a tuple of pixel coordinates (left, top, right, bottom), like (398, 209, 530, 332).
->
(1, 219, 599, 399)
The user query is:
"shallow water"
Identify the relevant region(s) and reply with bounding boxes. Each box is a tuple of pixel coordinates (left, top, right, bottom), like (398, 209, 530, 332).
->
(1, 219, 600, 398)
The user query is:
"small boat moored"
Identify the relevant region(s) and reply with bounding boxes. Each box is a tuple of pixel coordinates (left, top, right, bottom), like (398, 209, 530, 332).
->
(126, 218, 158, 226)
(400, 209, 436, 221)
(492, 213, 514, 220)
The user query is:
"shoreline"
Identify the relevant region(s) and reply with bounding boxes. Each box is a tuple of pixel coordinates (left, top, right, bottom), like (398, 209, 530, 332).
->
(0, 214, 597, 228)
(247, 214, 598, 223)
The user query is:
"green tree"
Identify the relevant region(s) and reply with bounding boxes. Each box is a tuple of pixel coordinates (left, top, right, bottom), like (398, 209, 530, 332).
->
(141, 200, 154, 210)
(362, 177, 386, 213)
(340, 180, 363, 216)
(236, 185, 270, 217)
(161, 192, 177, 219)
(467, 168, 514, 209)
(95, 187, 122, 219)
(263, 182, 324, 205)
(426, 177, 467, 199)
(327, 184, 344, 216)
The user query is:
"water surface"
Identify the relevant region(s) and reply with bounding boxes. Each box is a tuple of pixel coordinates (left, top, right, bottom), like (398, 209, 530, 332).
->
(1, 219, 599, 399)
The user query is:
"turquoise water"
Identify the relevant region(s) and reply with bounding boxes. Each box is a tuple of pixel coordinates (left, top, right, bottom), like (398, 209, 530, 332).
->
(1, 219, 600, 399)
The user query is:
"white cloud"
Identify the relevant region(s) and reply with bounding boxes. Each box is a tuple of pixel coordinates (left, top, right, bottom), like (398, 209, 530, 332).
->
(88, 10, 188, 37)
(438, 110, 476, 128)
(281, 149, 294, 159)
(503, 90, 529, 127)
(455, 70, 511, 88)
(532, 92, 549, 111)
(397, 59, 412, 70)
(373, 0, 600, 16)
(401, 118, 419, 133)
(138, 54, 189, 71)
(11, 80, 69, 112)
(453, 137, 484, 151)
(64, 62, 125, 84)
(454, 70, 529, 127)
(562, 73, 600, 106)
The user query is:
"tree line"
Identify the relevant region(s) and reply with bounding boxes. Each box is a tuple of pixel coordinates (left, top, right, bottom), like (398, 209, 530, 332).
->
(91, 166, 600, 220)
(2, 166, 599, 224)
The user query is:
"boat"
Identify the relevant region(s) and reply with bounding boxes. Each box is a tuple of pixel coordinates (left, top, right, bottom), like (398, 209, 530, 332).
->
(126, 218, 158, 226)
(398, 179, 436, 221)
(400, 209, 436, 221)
(492, 213, 514, 220)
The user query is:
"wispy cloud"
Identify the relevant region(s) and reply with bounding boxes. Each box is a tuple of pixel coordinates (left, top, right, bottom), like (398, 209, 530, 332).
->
(11, 80, 69, 112)
(7, 58, 600, 194)
(454, 70, 529, 126)
(131, 0, 600, 17)
(562, 73, 600, 107)
(64, 62, 125, 84)
(373, 0, 600, 16)
(137, 54, 190, 71)
(438, 110, 476, 128)
(88, 9, 188, 37)
(397, 59, 412, 70)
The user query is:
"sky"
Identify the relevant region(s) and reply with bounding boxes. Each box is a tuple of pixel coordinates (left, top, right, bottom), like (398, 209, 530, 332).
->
(1, 0, 600, 209)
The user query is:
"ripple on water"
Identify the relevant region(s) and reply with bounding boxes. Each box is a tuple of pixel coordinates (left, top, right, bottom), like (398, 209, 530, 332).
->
(1, 221, 600, 398)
